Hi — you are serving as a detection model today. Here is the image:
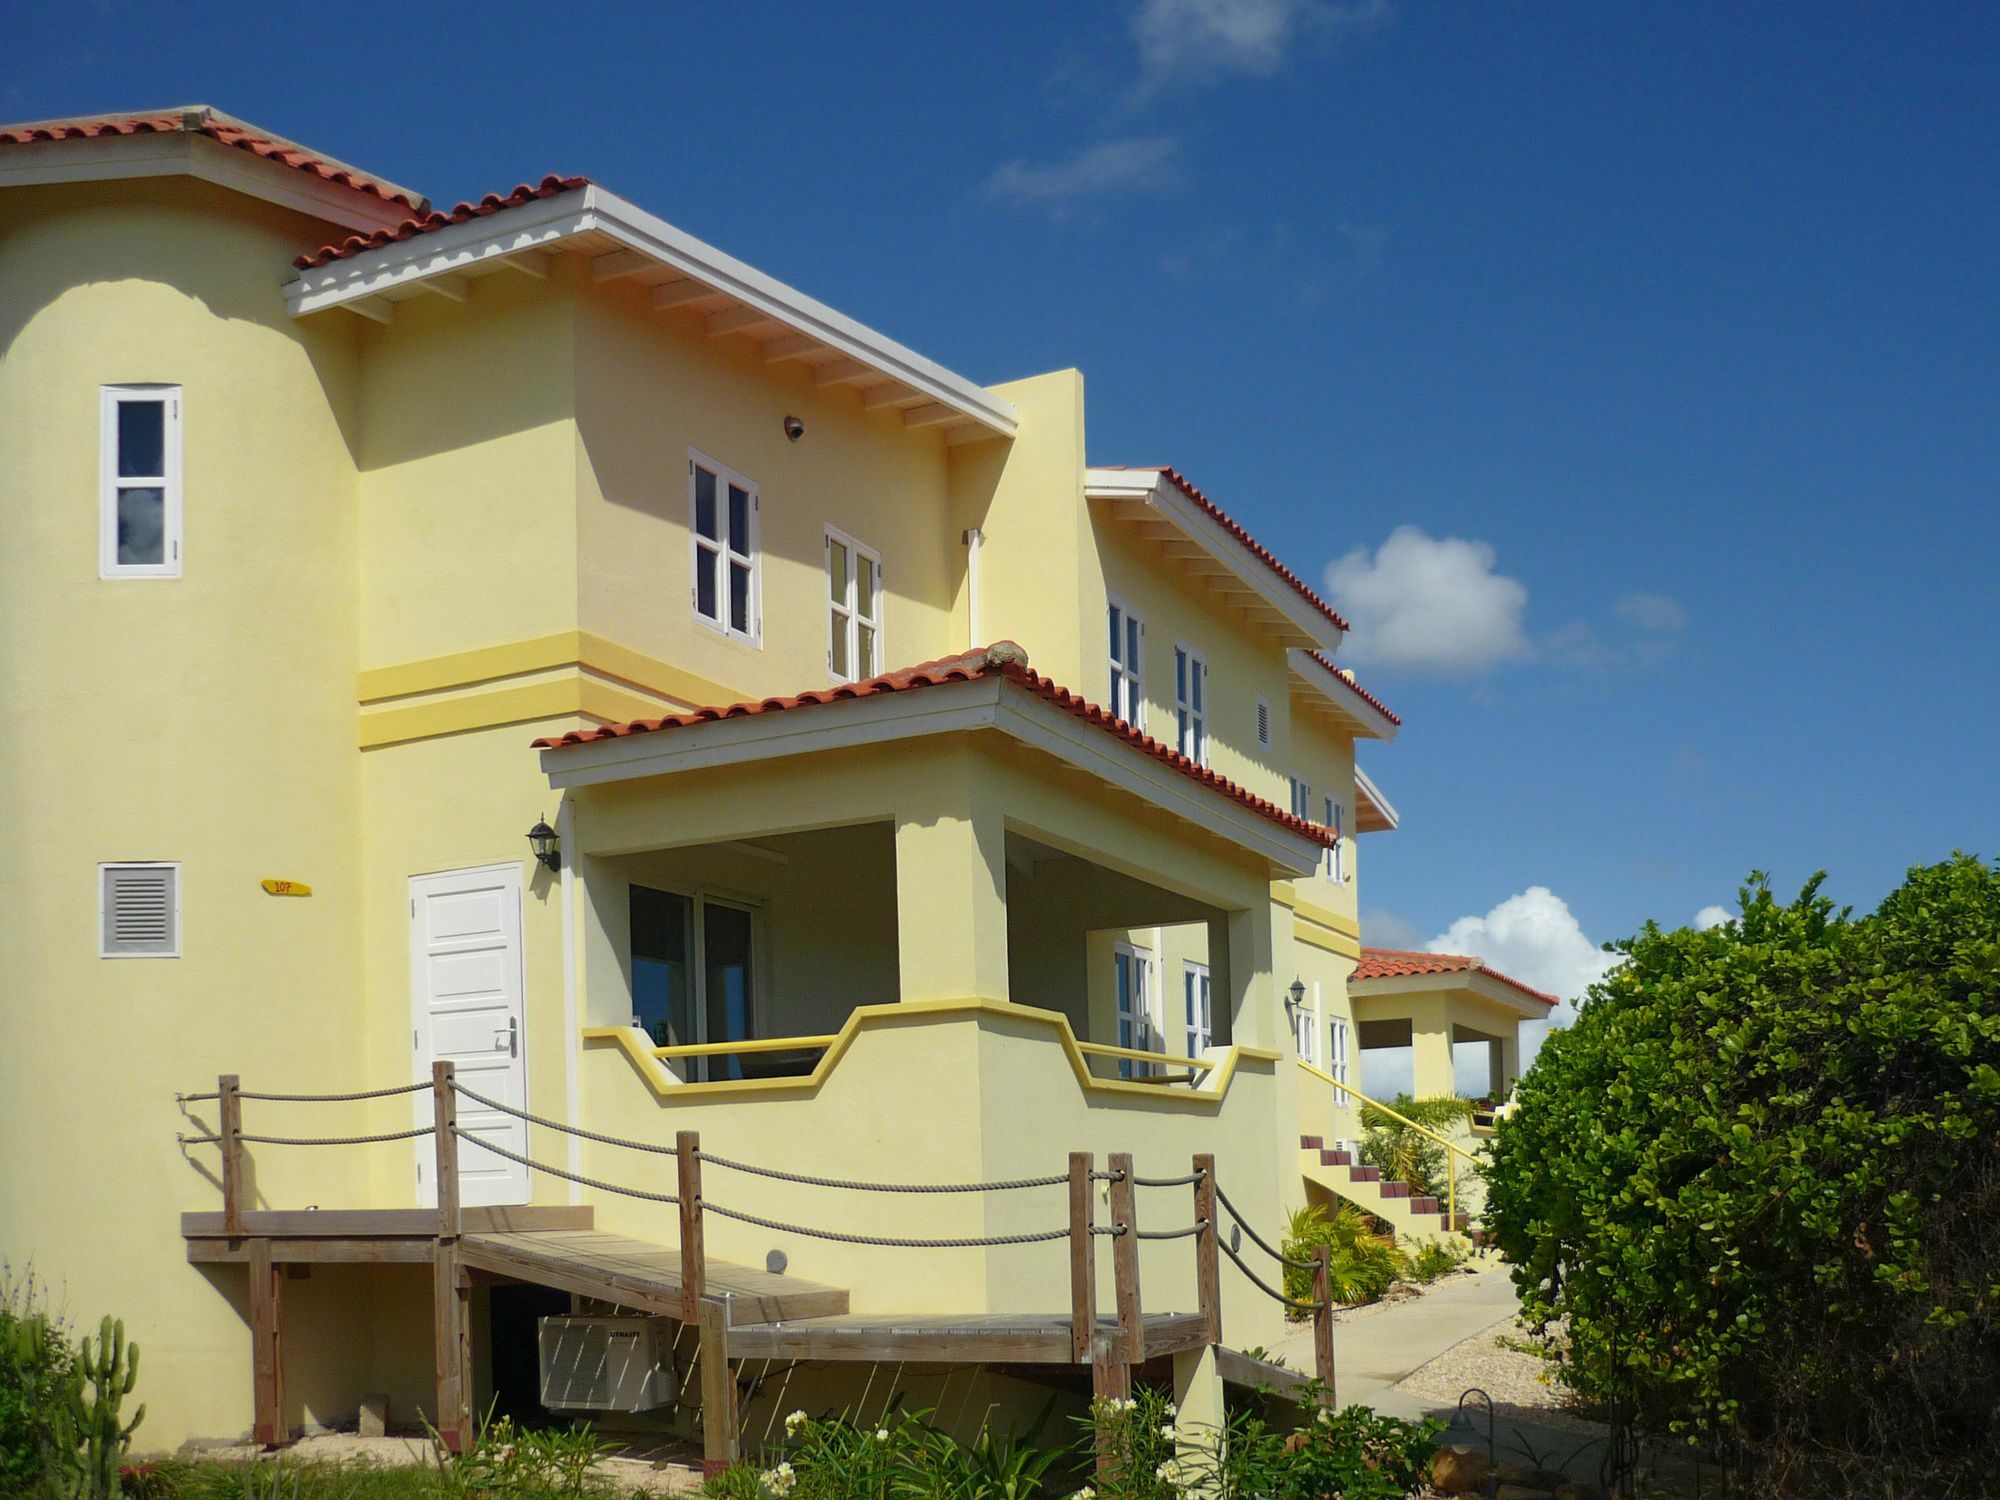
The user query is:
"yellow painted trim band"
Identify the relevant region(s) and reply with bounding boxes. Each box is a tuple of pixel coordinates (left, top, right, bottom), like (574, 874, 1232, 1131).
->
(1292, 921, 1362, 960)
(1289, 893, 1362, 939)
(359, 630, 740, 712)
(357, 664, 726, 749)
(583, 997, 1277, 1107)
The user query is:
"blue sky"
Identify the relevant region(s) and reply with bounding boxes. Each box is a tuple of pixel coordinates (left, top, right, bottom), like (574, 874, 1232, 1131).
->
(10, 2, 1996, 1025)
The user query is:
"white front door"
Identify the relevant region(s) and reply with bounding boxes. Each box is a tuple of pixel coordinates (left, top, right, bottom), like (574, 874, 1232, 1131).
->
(410, 863, 531, 1208)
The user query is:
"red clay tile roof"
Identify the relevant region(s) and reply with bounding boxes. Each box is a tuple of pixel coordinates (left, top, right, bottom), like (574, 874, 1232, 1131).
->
(1353, 947, 1559, 1007)
(294, 175, 589, 269)
(1305, 650, 1401, 726)
(0, 109, 425, 211)
(1098, 466, 1350, 635)
(534, 642, 1336, 849)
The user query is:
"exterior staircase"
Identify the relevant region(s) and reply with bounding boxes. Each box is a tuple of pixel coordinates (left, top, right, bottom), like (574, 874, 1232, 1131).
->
(1298, 1135, 1470, 1245)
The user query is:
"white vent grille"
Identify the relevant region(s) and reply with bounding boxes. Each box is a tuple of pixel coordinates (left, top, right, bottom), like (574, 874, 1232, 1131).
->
(102, 864, 178, 957)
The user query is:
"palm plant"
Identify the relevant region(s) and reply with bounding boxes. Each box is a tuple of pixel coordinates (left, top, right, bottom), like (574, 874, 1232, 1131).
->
(1358, 1093, 1473, 1202)
(1279, 1203, 1408, 1312)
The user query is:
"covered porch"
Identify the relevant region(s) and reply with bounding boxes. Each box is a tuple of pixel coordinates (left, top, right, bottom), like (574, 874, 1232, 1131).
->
(1345, 947, 1560, 1112)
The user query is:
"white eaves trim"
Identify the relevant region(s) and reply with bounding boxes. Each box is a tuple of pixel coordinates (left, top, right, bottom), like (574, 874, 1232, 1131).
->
(1348, 967, 1553, 1021)
(538, 675, 1322, 875)
(1353, 764, 1399, 832)
(1288, 648, 1398, 742)
(0, 131, 414, 233)
(1084, 468, 1343, 654)
(285, 183, 1018, 439)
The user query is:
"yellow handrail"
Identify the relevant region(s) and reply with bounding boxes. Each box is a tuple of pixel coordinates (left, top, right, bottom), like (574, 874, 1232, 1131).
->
(1297, 1060, 1478, 1230)
(1075, 1040, 1218, 1071)
(650, 1034, 840, 1060)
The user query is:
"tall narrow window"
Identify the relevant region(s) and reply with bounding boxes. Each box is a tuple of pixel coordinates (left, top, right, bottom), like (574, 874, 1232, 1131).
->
(1324, 795, 1345, 881)
(630, 885, 759, 1082)
(1294, 983, 1318, 1065)
(1290, 775, 1311, 821)
(690, 451, 759, 643)
(826, 528, 882, 682)
(1113, 941, 1157, 1079)
(1174, 645, 1208, 766)
(1107, 599, 1144, 726)
(1183, 960, 1213, 1055)
(1329, 1015, 1350, 1085)
(100, 385, 181, 578)
(100, 862, 179, 957)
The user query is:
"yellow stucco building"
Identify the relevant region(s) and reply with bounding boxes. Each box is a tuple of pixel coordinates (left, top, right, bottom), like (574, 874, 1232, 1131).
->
(0, 106, 1546, 1460)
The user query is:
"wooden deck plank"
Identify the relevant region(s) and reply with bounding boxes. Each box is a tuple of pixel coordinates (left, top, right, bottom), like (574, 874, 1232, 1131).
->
(188, 1237, 436, 1265)
(181, 1206, 593, 1239)
(726, 1310, 1208, 1364)
(460, 1231, 848, 1325)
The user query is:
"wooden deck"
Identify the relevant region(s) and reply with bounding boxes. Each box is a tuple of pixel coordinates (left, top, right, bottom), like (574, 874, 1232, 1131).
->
(728, 1309, 1209, 1363)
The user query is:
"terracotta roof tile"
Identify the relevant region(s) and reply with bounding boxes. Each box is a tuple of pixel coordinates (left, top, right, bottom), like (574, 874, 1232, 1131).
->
(1353, 947, 1559, 1007)
(0, 110, 425, 211)
(293, 175, 589, 269)
(1099, 465, 1351, 634)
(1306, 650, 1401, 726)
(534, 642, 1336, 849)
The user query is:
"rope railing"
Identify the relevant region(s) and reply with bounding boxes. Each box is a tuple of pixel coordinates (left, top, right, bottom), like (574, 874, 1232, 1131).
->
(240, 1126, 434, 1147)
(1220, 1238, 1318, 1313)
(452, 1129, 682, 1207)
(1214, 1182, 1314, 1270)
(698, 1197, 1071, 1250)
(693, 1148, 1066, 1195)
(449, 1081, 681, 1157)
(1136, 1219, 1209, 1241)
(1132, 1168, 1208, 1189)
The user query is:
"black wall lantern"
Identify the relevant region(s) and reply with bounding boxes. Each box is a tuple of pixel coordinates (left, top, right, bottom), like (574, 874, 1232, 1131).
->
(527, 815, 561, 873)
(1285, 977, 1307, 1019)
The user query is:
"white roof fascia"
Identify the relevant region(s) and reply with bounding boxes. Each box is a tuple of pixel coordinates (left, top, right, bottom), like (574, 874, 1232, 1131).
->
(1287, 648, 1398, 742)
(538, 672, 1321, 873)
(285, 184, 1018, 439)
(1348, 968, 1553, 1021)
(0, 132, 414, 233)
(1353, 764, 1400, 830)
(1084, 468, 1344, 655)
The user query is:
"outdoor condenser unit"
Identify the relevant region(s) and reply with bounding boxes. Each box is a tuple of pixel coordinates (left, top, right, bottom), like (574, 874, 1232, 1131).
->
(538, 1316, 674, 1413)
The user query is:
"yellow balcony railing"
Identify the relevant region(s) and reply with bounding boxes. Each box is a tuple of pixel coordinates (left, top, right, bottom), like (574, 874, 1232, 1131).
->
(649, 1035, 839, 1060)
(1074, 1040, 1217, 1085)
(1298, 1061, 1481, 1230)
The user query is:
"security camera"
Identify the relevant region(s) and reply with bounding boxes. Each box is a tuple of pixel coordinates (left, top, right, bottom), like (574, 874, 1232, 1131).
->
(783, 415, 805, 442)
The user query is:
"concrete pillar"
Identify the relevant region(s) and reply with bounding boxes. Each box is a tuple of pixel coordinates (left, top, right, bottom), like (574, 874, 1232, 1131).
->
(1498, 1027, 1522, 1096)
(1172, 1344, 1225, 1462)
(893, 794, 1009, 1003)
(1220, 902, 1279, 1050)
(1410, 999, 1456, 1100)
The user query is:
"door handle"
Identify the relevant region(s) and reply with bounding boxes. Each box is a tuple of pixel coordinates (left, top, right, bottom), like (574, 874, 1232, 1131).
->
(494, 1017, 518, 1056)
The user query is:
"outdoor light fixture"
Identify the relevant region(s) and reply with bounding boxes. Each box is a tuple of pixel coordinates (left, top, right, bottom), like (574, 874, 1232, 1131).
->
(527, 815, 561, 874)
(1286, 977, 1307, 1017)
(783, 414, 804, 442)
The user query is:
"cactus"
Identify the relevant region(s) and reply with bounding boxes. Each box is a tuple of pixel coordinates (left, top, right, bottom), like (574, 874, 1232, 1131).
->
(60, 1316, 143, 1500)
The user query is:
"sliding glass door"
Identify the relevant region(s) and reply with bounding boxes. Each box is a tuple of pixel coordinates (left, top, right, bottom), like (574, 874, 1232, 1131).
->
(630, 886, 758, 1081)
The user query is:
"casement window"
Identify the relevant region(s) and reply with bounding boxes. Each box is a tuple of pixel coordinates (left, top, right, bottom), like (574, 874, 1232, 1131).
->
(1255, 694, 1273, 749)
(100, 385, 182, 578)
(1174, 645, 1208, 766)
(1329, 1015, 1350, 1086)
(825, 528, 882, 682)
(1324, 795, 1345, 882)
(1183, 960, 1213, 1055)
(690, 451, 760, 643)
(1289, 775, 1311, 821)
(630, 884, 758, 1082)
(100, 862, 179, 958)
(1107, 599, 1144, 727)
(1294, 983, 1318, 1065)
(1113, 940, 1158, 1079)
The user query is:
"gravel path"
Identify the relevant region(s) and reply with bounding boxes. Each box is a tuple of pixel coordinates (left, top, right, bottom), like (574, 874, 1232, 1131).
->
(1393, 1316, 1600, 1432)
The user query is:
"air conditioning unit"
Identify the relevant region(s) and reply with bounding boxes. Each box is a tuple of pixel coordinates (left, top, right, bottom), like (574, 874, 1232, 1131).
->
(538, 1316, 674, 1413)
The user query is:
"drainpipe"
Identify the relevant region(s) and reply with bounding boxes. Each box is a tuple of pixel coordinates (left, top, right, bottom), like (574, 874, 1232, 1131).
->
(962, 527, 984, 649)
(558, 798, 581, 1204)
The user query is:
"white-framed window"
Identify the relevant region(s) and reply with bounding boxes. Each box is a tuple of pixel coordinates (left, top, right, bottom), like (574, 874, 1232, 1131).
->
(1107, 598, 1145, 727)
(1294, 983, 1318, 1065)
(1255, 693, 1273, 749)
(630, 883, 761, 1083)
(1113, 940, 1157, 1079)
(100, 862, 179, 958)
(1289, 775, 1311, 821)
(1183, 960, 1213, 1055)
(825, 527, 882, 682)
(100, 385, 182, 578)
(1324, 795, 1345, 881)
(1174, 645, 1208, 765)
(690, 450, 760, 644)
(1329, 1014, 1350, 1086)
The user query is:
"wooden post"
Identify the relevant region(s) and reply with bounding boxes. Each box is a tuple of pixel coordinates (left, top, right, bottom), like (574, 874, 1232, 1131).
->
(1108, 1152, 1143, 1366)
(1312, 1243, 1336, 1404)
(431, 1245, 472, 1453)
(1068, 1152, 1096, 1362)
(698, 1298, 739, 1475)
(1090, 1330, 1130, 1477)
(1192, 1153, 1220, 1346)
(678, 1131, 704, 1324)
(247, 1237, 284, 1446)
(432, 1062, 459, 1241)
(219, 1074, 244, 1239)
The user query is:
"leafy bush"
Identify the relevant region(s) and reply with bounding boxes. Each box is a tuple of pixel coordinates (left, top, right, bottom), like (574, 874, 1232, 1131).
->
(1278, 1204, 1407, 1313)
(1357, 1094, 1472, 1203)
(1404, 1238, 1466, 1284)
(1485, 857, 2000, 1492)
(0, 1265, 74, 1495)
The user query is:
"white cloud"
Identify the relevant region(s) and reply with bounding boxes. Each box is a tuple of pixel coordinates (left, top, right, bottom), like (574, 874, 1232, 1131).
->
(1324, 526, 1534, 676)
(1132, 0, 1389, 90)
(1431, 886, 1617, 1010)
(1695, 904, 1733, 930)
(983, 137, 1179, 213)
(1614, 592, 1687, 635)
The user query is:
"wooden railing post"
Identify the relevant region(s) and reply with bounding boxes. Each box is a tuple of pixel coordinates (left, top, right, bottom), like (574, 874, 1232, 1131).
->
(1192, 1154, 1219, 1346)
(678, 1131, 704, 1324)
(218, 1074, 244, 1239)
(698, 1298, 739, 1475)
(1312, 1243, 1336, 1405)
(432, 1062, 460, 1240)
(429, 1060, 471, 1453)
(1068, 1152, 1096, 1363)
(248, 1236, 284, 1446)
(1108, 1152, 1143, 1366)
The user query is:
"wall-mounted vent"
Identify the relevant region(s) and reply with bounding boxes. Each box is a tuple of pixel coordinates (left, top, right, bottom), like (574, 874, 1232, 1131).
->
(1254, 695, 1273, 749)
(101, 863, 179, 958)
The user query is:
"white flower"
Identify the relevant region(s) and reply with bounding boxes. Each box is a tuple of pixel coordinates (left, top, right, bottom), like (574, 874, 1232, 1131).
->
(1314, 1405, 1334, 1425)
(784, 1409, 808, 1437)
(875, 1428, 891, 1442)
(761, 1460, 797, 1496)
(1071, 1490, 1095, 1500)
(1159, 1424, 1177, 1441)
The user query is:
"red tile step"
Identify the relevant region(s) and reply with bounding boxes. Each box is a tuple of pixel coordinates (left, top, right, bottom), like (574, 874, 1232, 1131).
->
(1377, 1180, 1411, 1199)
(1299, 1136, 1324, 1150)
(1347, 1165, 1381, 1183)
(1319, 1148, 1353, 1167)
(1410, 1195, 1440, 1214)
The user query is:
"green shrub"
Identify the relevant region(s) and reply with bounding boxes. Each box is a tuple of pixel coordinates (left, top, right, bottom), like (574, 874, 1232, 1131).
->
(0, 1265, 74, 1495)
(1356, 1095, 1472, 1203)
(1404, 1238, 1466, 1284)
(1485, 856, 2000, 1492)
(1279, 1204, 1407, 1313)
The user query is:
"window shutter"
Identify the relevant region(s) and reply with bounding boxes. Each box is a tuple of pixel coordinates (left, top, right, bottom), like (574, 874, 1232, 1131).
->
(102, 864, 178, 957)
